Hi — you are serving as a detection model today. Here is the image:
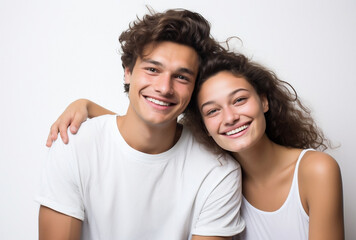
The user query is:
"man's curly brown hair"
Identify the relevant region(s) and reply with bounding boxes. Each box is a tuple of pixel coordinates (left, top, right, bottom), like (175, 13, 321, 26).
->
(119, 8, 223, 93)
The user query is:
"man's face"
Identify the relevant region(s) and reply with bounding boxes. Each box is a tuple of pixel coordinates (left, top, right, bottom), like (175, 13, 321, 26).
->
(125, 41, 199, 128)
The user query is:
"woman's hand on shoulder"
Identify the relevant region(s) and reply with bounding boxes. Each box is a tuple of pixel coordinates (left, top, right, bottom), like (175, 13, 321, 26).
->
(299, 151, 344, 240)
(46, 99, 91, 147)
(46, 99, 116, 147)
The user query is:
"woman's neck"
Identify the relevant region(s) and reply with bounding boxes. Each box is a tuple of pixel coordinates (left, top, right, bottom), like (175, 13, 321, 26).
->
(232, 135, 289, 183)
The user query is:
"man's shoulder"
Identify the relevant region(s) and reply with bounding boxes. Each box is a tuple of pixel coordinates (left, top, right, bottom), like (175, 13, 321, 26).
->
(74, 114, 115, 134)
(56, 114, 116, 147)
(182, 127, 240, 171)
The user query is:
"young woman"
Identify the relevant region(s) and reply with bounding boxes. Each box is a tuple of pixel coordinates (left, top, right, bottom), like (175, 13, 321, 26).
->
(46, 51, 344, 239)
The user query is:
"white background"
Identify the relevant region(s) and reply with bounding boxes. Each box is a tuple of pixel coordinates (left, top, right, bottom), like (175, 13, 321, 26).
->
(1, 0, 355, 239)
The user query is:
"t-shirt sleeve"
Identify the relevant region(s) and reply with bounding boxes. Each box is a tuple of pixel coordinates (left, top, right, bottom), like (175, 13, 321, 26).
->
(36, 135, 84, 221)
(192, 165, 245, 237)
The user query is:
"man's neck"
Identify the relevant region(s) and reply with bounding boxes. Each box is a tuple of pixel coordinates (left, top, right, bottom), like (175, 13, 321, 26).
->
(116, 115, 182, 154)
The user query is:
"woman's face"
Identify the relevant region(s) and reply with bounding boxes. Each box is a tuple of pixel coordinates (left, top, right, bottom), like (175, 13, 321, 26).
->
(198, 71, 269, 153)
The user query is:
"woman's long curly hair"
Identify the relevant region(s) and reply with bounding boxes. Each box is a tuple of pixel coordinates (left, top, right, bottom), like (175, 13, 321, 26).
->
(182, 50, 329, 154)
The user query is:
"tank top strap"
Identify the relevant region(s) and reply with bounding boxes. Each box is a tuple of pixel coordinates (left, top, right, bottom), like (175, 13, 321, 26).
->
(293, 148, 315, 180)
(291, 148, 315, 219)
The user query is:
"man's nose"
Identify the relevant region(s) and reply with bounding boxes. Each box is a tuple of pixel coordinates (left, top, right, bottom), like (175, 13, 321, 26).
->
(154, 74, 173, 95)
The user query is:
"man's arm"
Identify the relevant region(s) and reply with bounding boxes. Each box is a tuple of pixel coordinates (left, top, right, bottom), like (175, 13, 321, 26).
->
(191, 163, 244, 239)
(39, 206, 82, 240)
(192, 236, 232, 240)
(46, 99, 115, 147)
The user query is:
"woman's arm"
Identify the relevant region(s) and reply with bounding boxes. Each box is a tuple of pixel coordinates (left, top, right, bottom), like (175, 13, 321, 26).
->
(299, 151, 344, 240)
(46, 99, 115, 147)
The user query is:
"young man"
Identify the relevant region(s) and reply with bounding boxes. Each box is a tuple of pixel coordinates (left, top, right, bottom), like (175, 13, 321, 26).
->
(38, 9, 245, 240)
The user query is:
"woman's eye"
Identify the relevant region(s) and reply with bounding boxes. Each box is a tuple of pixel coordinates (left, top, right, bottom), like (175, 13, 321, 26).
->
(206, 109, 218, 116)
(234, 97, 246, 104)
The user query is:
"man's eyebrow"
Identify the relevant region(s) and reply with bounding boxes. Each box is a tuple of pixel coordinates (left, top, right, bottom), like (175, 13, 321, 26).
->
(142, 59, 196, 76)
(142, 59, 163, 67)
(200, 88, 248, 111)
(176, 68, 196, 77)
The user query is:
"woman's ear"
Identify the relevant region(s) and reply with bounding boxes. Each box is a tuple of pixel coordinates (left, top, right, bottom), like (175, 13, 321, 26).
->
(261, 95, 269, 113)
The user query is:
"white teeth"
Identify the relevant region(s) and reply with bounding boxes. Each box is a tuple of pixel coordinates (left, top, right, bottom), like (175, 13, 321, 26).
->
(226, 125, 249, 136)
(146, 97, 170, 106)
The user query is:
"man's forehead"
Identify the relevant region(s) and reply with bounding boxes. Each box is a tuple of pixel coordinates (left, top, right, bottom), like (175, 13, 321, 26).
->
(142, 41, 198, 59)
(138, 41, 199, 72)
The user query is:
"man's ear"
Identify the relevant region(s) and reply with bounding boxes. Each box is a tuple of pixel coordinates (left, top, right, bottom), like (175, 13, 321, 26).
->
(124, 67, 131, 84)
(261, 95, 269, 113)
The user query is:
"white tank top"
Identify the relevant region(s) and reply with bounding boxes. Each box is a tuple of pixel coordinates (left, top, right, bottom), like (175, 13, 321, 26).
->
(238, 149, 312, 240)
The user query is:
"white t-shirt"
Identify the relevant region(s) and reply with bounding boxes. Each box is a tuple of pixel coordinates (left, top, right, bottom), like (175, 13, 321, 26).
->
(37, 115, 245, 240)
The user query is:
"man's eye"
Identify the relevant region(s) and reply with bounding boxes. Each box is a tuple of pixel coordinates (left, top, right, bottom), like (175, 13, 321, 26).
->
(146, 67, 157, 72)
(175, 75, 189, 81)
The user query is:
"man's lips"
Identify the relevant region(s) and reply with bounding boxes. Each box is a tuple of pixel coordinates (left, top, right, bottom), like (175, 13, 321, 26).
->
(145, 97, 174, 106)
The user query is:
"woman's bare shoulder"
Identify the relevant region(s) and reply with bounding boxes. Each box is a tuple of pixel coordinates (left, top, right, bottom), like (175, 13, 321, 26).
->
(299, 150, 341, 180)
